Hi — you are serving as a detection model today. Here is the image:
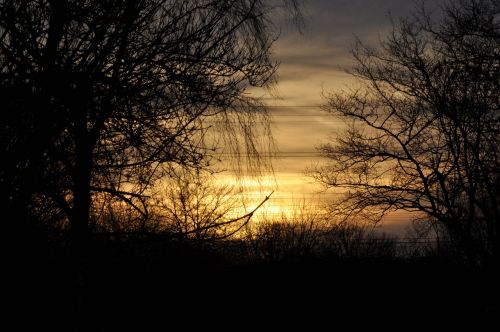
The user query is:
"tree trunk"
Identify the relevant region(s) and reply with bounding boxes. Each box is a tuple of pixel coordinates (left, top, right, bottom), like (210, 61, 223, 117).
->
(70, 113, 93, 328)
(71, 155, 91, 255)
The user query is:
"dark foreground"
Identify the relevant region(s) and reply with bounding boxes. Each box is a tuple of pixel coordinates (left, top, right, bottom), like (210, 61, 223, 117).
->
(8, 236, 499, 330)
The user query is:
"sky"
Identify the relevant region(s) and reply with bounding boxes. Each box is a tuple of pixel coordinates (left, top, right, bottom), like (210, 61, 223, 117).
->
(222, 0, 446, 235)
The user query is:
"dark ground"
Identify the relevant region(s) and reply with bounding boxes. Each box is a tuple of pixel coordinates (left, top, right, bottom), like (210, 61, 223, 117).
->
(7, 236, 499, 330)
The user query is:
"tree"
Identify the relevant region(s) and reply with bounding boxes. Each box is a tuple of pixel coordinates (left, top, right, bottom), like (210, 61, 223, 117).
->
(313, 0, 500, 265)
(154, 169, 271, 241)
(0, 0, 301, 247)
(243, 199, 327, 262)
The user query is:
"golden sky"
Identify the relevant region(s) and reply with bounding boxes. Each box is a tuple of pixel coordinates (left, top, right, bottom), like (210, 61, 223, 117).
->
(218, 0, 446, 235)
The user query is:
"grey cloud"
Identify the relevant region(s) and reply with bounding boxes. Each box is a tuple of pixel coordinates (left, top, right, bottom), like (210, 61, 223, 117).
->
(268, 0, 451, 106)
(274, 0, 448, 83)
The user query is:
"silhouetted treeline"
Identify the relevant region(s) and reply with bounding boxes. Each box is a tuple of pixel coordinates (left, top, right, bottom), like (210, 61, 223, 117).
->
(22, 222, 497, 329)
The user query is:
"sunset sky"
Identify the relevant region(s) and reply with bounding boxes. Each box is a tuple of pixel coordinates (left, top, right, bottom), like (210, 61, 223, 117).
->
(219, 0, 448, 235)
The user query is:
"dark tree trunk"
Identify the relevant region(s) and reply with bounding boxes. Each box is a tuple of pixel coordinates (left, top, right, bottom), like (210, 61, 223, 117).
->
(69, 110, 94, 327)
(71, 153, 91, 254)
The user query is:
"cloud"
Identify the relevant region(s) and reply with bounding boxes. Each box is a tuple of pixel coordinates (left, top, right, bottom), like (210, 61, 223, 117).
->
(271, 0, 449, 103)
(269, 0, 446, 105)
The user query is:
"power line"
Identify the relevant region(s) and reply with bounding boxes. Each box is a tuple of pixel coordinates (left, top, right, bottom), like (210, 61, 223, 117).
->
(266, 105, 322, 108)
(218, 155, 324, 158)
(271, 113, 326, 115)
(271, 120, 335, 123)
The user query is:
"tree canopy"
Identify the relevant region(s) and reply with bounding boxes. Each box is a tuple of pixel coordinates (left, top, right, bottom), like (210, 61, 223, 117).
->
(0, 0, 301, 239)
(314, 0, 500, 264)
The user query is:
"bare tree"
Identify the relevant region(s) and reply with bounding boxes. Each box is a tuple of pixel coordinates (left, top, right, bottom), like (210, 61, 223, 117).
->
(0, 0, 302, 246)
(243, 199, 328, 262)
(154, 169, 271, 241)
(312, 0, 500, 265)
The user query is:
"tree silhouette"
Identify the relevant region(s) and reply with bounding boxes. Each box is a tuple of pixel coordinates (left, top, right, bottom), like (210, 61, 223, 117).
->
(0, 0, 301, 248)
(313, 0, 500, 265)
(156, 170, 249, 241)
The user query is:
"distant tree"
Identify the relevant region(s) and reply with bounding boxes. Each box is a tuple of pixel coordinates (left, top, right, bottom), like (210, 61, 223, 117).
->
(244, 199, 327, 262)
(155, 169, 271, 241)
(0, 0, 301, 248)
(313, 0, 500, 265)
